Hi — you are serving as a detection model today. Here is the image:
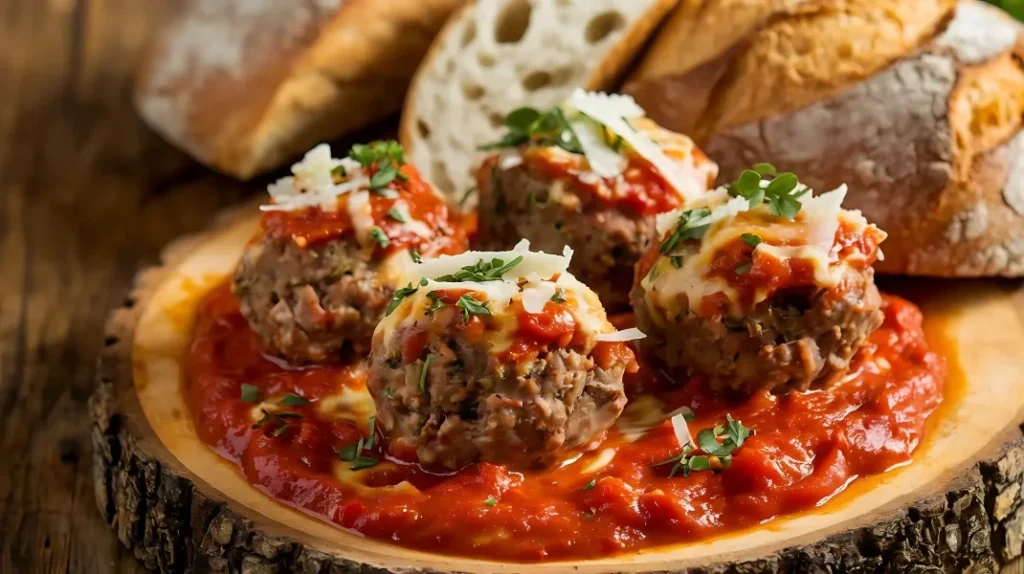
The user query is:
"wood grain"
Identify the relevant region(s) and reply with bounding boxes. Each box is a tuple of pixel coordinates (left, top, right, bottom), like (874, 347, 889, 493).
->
(1, 0, 1023, 572)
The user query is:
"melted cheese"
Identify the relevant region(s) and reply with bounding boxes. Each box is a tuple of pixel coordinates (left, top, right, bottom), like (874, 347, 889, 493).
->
(567, 89, 708, 202)
(644, 184, 877, 319)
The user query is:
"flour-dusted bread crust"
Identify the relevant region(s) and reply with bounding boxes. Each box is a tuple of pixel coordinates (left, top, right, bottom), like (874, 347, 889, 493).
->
(135, 0, 462, 180)
(400, 0, 679, 203)
(626, 0, 1024, 277)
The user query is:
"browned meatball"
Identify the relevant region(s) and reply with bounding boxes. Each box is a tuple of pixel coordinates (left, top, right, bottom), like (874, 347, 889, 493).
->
(233, 235, 392, 363)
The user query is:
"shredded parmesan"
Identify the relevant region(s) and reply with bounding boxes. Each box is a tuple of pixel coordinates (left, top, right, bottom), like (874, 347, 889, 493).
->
(260, 144, 368, 212)
(594, 328, 646, 342)
(568, 89, 707, 203)
(670, 412, 693, 449)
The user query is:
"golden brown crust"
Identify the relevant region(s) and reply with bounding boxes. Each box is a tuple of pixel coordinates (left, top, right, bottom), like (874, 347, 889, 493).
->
(627, 0, 1024, 277)
(135, 0, 462, 180)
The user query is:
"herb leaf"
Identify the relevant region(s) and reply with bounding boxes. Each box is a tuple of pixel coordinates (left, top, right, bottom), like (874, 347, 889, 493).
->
(365, 416, 377, 451)
(582, 479, 597, 490)
(752, 162, 777, 176)
(456, 294, 491, 322)
(351, 455, 379, 471)
(409, 248, 423, 264)
(386, 207, 407, 223)
(370, 164, 399, 191)
(386, 282, 419, 316)
(419, 354, 433, 393)
(480, 106, 583, 154)
(281, 393, 310, 407)
(484, 496, 499, 507)
(425, 291, 445, 314)
(435, 256, 524, 283)
(336, 441, 360, 462)
(659, 208, 712, 255)
(550, 288, 566, 304)
(368, 226, 390, 248)
(735, 262, 752, 275)
(350, 140, 405, 167)
(741, 233, 762, 248)
(240, 384, 260, 403)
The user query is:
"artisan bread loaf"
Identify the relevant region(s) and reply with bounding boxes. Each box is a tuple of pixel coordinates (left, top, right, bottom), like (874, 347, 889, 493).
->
(136, 0, 463, 180)
(400, 0, 679, 203)
(626, 0, 1024, 277)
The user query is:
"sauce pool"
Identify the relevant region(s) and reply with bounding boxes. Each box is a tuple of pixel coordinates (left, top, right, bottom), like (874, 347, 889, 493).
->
(185, 283, 944, 561)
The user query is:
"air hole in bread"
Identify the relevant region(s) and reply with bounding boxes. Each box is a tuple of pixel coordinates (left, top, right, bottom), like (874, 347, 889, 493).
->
(585, 11, 625, 44)
(417, 120, 431, 139)
(522, 71, 553, 92)
(461, 20, 476, 47)
(495, 0, 531, 44)
(462, 83, 486, 100)
(477, 52, 496, 68)
(431, 160, 456, 195)
(488, 112, 505, 128)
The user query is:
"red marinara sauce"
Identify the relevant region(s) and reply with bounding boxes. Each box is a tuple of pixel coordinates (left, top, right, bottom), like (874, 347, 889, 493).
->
(260, 163, 467, 257)
(185, 283, 944, 562)
(511, 146, 711, 216)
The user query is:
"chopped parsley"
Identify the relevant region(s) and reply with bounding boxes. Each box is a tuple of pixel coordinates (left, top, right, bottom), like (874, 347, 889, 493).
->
(330, 164, 347, 179)
(365, 416, 377, 451)
(670, 255, 684, 269)
(419, 354, 433, 392)
(281, 393, 310, 407)
(368, 226, 390, 248)
(349, 140, 405, 167)
(335, 417, 381, 471)
(480, 106, 583, 154)
(735, 262, 752, 275)
(741, 233, 762, 248)
(386, 207, 407, 223)
(385, 386, 395, 399)
(240, 384, 260, 403)
(456, 294, 491, 322)
(435, 256, 524, 283)
(252, 410, 303, 436)
(728, 163, 806, 218)
(484, 496, 498, 507)
(409, 247, 423, 264)
(550, 288, 566, 304)
(659, 207, 712, 255)
(351, 456, 380, 471)
(653, 415, 752, 477)
(425, 291, 445, 314)
(582, 479, 597, 490)
(386, 282, 421, 316)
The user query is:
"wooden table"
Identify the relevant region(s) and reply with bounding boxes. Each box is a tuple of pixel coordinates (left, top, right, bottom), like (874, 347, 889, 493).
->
(1, 1, 1021, 572)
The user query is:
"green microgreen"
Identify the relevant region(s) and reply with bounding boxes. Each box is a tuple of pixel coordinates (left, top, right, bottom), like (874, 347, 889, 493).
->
(659, 207, 712, 255)
(550, 288, 566, 304)
(425, 291, 445, 314)
(281, 393, 310, 407)
(480, 106, 583, 155)
(349, 140, 405, 167)
(434, 256, 524, 283)
(727, 163, 806, 218)
(652, 415, 752, 477)
(386, 207, 407, 223)
(741, 233, 762, 248)
(582, 479, 597, 490)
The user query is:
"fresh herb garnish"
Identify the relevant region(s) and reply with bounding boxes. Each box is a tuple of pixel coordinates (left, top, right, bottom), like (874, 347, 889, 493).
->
(484, 496, 498, 507)
(459, 186, 477, 208)
(456, 294, 491, 322)
(252, 409, 303, 436)
(386, 207, 407, 223)
(653, 415, 752, 477)
(435, 256, 524, 283)
(480, 106, 583, 154)
(728, 163, 805, 218)
(351, 456, 379, 471)
(336, 439, 363, 462)
(365, 416, 377, 451)
(281, 393, 310, 407)
(659, 207, 712, 255)
(368, 226, 390, 248)
(386, 282, 420, 316)
(419, 354, 433, 393)
(349, 140, 405, 167)
(670, 255, 683, 269)
(741, 233, 762, 248)
(331, 164, 347, 179)
(240, 384, 260, 403)
(425, 291, 445, 314)
(582, 479, 597, 490)
(735, 262, 752, 275)
(409, 247, 423, 264)
(550, 288, 566, 304)
(335, 417, 381, 471)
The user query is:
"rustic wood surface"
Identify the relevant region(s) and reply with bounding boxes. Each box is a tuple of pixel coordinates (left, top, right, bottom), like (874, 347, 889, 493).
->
(0, 0, 1022, 573)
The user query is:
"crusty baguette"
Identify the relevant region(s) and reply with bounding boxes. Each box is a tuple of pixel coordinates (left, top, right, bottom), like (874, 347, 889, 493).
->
(626, 0, 1024, 277)
(400, 0, 680, 204)
(136, 0, 463, 180)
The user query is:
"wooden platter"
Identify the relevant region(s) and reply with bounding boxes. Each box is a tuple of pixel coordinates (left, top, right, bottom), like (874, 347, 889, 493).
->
(89, 203, 1024, 573)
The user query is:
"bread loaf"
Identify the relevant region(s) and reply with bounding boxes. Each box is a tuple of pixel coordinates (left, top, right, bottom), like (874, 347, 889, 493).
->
(136, 0, 463, 180)
(400, 0, 680, 204)
(626, 0, 1024, 277)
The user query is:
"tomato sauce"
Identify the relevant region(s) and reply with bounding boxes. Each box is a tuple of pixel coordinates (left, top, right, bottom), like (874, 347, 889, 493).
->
(185, 283, 943, 561)
(261, 163, 466, 257)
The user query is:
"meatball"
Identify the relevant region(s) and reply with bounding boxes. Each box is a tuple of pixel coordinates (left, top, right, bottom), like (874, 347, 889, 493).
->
(233, 142, 466, 363)
(475, 94, 716, 309)
(631, 180, 888, 396)
(368, 242, 637, 469)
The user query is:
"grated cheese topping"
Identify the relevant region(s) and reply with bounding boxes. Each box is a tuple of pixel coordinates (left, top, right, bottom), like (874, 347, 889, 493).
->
(260, 144, 366, 212)
(376, 241, 642, 354)
(642, 183, 883, 319)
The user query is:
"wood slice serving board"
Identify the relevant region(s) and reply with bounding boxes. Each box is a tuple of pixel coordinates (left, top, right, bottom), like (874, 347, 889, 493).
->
(89, 204, 1024, 573)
